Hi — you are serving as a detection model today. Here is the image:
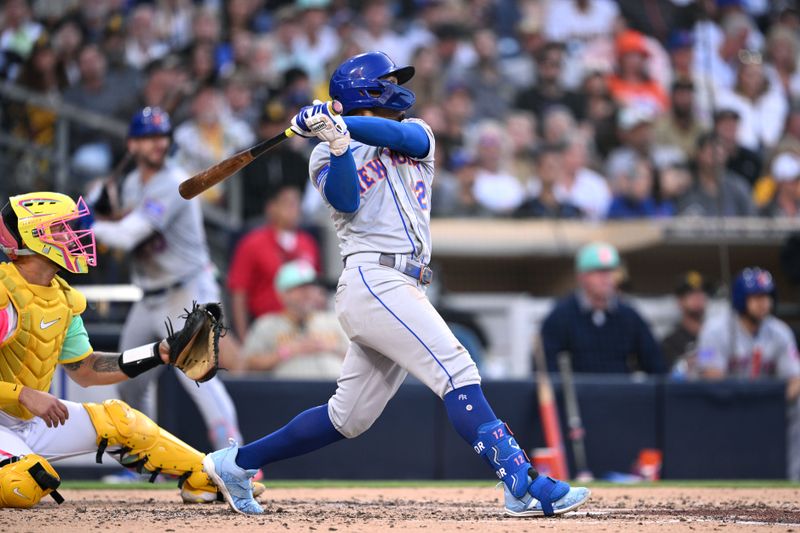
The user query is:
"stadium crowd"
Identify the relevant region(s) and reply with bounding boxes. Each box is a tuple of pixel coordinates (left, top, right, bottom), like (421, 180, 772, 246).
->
(3, 0, 800, 221)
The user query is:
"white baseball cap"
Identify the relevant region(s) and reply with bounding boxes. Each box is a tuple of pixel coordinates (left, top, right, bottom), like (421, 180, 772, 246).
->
(772, 152, 800, 182)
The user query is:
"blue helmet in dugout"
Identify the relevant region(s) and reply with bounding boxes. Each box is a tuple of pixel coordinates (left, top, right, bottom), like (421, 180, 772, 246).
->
(731, 267, 776, 314)
(128, 106, 172, 138)
(329, 51, 416, 115)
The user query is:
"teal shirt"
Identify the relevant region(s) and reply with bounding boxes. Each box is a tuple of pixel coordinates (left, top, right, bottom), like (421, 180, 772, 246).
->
(58, 315, 93, 364)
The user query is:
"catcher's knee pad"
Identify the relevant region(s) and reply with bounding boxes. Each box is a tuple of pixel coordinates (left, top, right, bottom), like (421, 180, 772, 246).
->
(83, 399, 215, 495)
(0, 454, 64, 508)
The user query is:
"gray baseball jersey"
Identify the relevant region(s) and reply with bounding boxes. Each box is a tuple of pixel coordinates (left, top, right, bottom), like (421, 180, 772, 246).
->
(697, 310, 800, 378)
(308, 118, 480, 439)
(309, 118, 435, 263)
(119, 161, 211, 290)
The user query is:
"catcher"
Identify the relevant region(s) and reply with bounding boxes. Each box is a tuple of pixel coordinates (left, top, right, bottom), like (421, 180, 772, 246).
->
(0, 191, 244, 508)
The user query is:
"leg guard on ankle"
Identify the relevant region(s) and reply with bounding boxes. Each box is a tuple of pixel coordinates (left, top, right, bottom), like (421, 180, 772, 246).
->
(473, 419, 534, 499)
(0, 454, 64, 508)
(84, 399, 215, 496)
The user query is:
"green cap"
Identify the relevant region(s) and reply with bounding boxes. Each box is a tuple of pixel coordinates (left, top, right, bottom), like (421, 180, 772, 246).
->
(576, 242, 620, 273)
(275, 260, 317, 293)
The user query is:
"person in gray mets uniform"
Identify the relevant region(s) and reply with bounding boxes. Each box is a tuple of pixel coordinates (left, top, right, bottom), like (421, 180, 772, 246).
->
(203, 52, 590, 517)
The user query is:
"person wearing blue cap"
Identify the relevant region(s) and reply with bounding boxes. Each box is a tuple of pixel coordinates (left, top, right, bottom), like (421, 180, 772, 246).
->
(540, 242, 666, 374)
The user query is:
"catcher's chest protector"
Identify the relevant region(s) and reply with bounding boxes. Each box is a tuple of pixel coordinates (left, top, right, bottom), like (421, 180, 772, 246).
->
(0, 263, 85, 419)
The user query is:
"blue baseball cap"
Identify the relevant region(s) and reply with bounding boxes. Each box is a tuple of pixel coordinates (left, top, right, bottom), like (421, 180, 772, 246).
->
(576, 242, 620, 273)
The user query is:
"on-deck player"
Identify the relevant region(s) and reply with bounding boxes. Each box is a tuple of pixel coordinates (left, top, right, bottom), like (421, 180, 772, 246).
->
(91, 107, 243, 454)
(0, 192, 226, 506)
(204, 51, 590, 517)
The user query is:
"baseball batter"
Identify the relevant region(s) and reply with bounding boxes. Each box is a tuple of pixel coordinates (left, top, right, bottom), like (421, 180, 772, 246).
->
(204, 52, 590, 517)
(0, 191, 224, 507)
(91, 107, 242, 450)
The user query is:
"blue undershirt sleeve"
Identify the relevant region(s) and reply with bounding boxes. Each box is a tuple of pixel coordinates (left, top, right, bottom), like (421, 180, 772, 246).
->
(344, 116, 430, 159)
(322, 149, 360, 213)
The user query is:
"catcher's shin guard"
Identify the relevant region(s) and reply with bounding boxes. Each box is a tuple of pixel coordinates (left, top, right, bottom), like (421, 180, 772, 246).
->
(0, 454, 64, 508)
(83, 399, 216, 497)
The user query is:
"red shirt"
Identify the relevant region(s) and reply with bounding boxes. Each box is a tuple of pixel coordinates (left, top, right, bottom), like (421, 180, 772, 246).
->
(227, 226, 320, 318)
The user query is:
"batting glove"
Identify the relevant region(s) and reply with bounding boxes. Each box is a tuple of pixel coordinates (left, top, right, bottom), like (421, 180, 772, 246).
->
(290, 100, 337, 138)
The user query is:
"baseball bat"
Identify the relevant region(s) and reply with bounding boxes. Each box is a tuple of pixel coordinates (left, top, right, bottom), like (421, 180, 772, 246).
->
(557, 352, 593, 481)
(532, 337, 569, 480)
(178, 100, 343, 200)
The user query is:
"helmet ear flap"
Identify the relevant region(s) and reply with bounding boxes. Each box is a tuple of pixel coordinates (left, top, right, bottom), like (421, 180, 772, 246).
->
(0, 202, 24, 255)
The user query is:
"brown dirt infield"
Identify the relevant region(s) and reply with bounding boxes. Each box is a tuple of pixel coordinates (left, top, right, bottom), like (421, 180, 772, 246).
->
(2, 486, 799, 532)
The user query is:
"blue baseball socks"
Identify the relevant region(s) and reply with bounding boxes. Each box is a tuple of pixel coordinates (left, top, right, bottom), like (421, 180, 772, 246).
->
(234, 405, 344, 470)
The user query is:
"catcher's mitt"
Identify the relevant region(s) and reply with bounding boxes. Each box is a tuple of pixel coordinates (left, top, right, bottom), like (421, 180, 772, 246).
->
(165, 302, 224, 383)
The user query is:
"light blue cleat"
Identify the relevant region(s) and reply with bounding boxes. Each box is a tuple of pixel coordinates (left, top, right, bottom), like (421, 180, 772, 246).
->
(202, 440, 263, 515)
(503, 475, 591, 517)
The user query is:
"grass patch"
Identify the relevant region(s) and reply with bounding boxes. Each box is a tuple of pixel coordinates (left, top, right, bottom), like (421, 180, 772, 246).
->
(61, 479, 800, 491)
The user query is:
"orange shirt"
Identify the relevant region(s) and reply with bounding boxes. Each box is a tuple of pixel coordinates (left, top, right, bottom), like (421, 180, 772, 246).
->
(607, 75, 669, 114)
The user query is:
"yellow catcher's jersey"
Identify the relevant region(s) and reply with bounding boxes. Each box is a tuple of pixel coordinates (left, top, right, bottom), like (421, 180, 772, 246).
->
(0, 262, 90, 419)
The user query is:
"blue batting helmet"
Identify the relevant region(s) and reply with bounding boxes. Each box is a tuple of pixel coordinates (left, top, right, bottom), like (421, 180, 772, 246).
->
(329, 51, 416, 115)
(731, 267, 776, 314)
(128, 107, 172, 138)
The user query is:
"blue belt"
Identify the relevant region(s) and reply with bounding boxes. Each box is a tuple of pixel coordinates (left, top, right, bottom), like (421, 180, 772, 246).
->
(378, 253, 433, 285)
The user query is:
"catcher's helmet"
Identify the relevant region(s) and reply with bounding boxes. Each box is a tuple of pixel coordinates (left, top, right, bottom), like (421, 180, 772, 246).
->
(731, 267, 775, 314)
(128, 106, 172, 138)
(329, 51, 416, 115)
(0, 192, 96, 274)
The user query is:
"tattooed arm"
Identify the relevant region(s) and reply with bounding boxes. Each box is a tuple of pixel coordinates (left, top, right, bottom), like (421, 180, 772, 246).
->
(63, 343, 170, 387)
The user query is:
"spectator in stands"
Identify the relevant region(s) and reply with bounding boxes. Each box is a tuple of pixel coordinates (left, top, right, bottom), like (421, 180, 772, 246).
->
(653, 79, 704, 160)
(223, 72, 259, 130)
(559, 131, 611, 219)
(227, 185, 321, 340)
(153, 0, 195, 50)
(293, 0, 339, 85)
(240, 261, 346, 379)
(51, 17, 83, 86)
(541, 242, 666, 374)
(172, 84, 254, 203)
(515, 143, 582, 219)
(541, 105, 577, 145)
(677, 132, 756, 217)
(606, 154, 674, 219)
(715, 52, 788, 151)
(505, 111, 538, 187)
(713, 106, 762, 187)
(607, 30, 669, 115)
(63, 43, 140, 167)
(406, 46, 443, 111)
(514, 41, 585, 123)
(471, 120, 525, 215)
(608, 104, 686, 181)
(125, 4, 169, 70)
(353, 0, 408, 67)
(764, 25, 800, 100)
(772, 101, 800, 161)
(0, 0, 43, 77)
(581, 70, 618, 158)
(662, 271, 712, 374)
(543, 0, 620, 88)
(762, 153, 800, 218)
(240, 100, 309, 223)
(461, 29, 513, 121)
(9, 36, 66, 188)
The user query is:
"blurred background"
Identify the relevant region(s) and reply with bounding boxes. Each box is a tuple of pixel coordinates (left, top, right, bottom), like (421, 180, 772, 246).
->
(2, 0, 800, 482)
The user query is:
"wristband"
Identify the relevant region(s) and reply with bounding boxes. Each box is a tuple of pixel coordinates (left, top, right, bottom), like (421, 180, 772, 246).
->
(0, 382, 22, 407)
(118, 342, 163, 378)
